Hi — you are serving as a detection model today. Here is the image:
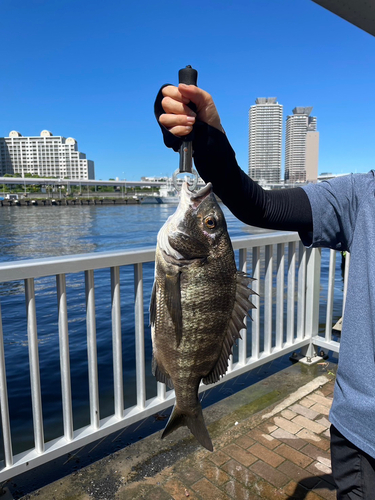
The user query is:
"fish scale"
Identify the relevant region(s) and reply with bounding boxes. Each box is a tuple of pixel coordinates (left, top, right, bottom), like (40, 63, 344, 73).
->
(150, 181, 256, 451)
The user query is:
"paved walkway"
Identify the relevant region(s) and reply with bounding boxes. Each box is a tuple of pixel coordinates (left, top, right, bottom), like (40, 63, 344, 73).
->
(17, 361, 337, 500)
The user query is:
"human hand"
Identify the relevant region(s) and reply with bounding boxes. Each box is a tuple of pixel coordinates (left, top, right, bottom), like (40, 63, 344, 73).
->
(159, 84, 224, 137)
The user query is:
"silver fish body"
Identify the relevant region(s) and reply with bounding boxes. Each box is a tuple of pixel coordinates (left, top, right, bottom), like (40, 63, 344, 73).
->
(150, 182, 255, 451)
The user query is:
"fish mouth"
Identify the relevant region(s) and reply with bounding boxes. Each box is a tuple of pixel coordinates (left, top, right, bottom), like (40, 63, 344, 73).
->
(181, 181, 213, 208)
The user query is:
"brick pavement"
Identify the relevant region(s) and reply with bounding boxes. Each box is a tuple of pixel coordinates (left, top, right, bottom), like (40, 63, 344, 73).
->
(18, 364, 337, 500)
(119, 376, 336, 499)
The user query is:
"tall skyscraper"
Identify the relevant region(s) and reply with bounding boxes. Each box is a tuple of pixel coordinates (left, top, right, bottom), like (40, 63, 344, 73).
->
(284, 107, 319, 183)
(0, 130, 95, 180)
(248, 98, 283, 184)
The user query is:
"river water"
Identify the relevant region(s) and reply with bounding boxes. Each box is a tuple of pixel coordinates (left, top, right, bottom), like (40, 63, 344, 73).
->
(0, 203, 343, 458)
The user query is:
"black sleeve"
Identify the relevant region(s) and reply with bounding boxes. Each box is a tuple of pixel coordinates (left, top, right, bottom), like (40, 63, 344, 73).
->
(154, 87, 313, 238)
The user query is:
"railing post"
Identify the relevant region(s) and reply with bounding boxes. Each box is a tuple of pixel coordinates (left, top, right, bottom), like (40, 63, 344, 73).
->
(302, 248, 321, 360)
(238, 248, 247, 365)
(111, 266, 124, 419)
(264, 245, 273, 354)
(325, 250, 336, 342)
(0, 302, 13, 466)
(56, 274, 73, 441)
(251, 247, 260, 360)
(85, 270, 100, 429)
(296, 242, 307, 340)
(25, 278, 45, 453)
(286, 241, 296, 344)
(276, 243, 285, 350)
(134, 263, 146, 410)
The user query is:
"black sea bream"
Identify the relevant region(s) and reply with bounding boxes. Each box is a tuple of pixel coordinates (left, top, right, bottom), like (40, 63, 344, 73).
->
(150, 182, 255, 451)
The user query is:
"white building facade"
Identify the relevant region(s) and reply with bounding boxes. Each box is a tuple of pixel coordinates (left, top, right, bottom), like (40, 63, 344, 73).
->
(248, 98, 283, 184)
(284, 108, 319, 183)
(0, 130, 95, 179)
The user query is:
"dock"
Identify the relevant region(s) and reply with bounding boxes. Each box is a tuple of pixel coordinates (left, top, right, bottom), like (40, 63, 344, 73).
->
(0, 197, 141, 207)
(8, 361, 337, 500)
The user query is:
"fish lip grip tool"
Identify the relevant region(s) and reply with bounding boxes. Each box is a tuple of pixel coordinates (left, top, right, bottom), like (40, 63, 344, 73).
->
(173, 65, 199, 192)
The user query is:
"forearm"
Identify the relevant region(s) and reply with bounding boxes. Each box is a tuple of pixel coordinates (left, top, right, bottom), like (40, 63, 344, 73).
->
(192, 122, 313, 233)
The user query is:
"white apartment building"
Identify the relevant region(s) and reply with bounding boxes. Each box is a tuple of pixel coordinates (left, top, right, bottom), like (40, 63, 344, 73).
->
(285, 108, 319, 183)
(0, 130, 95, 180)
(248, 98, 283, 184)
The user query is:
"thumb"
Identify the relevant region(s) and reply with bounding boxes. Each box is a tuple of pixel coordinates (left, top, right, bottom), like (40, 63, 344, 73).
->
(178, 84, 211, 110)
(178, 84, 222, 132)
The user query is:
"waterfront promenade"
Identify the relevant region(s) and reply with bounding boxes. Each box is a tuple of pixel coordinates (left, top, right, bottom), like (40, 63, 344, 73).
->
(10, 361, 337, 500)
(0, 196, 141, 207)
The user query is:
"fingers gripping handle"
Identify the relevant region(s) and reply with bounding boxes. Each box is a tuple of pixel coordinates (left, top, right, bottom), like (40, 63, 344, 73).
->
(178, 66, 198, 175)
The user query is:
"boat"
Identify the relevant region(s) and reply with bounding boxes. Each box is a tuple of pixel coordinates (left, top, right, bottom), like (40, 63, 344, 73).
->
(139, 182, 179, 204)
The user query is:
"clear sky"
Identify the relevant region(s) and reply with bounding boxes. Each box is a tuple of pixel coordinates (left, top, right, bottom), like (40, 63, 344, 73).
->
(1, 0, 374, 180)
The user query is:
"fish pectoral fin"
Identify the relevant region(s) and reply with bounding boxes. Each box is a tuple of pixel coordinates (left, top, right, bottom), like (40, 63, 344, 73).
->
(149, 281, 157, 326)
(164, 271, 183, 345)
(161, 404, 213, 452)
(152, 356, 174, 389)
(203, 272, 256, 386)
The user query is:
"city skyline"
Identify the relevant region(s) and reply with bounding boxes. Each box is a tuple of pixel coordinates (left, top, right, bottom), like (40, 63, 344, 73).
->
(249, 99, 319, 185)
(1, 100, 322, 184)
(1, 1, 374, 181)
(0, 130, 94, 180)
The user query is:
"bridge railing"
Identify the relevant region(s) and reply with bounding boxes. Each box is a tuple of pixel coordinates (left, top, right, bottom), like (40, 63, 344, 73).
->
(0, 232, 344, 481)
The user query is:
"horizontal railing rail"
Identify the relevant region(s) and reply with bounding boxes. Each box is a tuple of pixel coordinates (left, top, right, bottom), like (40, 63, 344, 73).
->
(0, 232, 343, 481)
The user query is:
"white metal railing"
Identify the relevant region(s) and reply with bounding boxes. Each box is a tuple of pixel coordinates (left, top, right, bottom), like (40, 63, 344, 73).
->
(0, 232, 344, 481)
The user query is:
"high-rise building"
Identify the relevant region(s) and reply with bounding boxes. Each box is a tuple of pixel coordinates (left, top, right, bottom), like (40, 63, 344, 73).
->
(284, 108, 319, 183)
(248, 98, 283, 184)
(0, 130, 95, 179)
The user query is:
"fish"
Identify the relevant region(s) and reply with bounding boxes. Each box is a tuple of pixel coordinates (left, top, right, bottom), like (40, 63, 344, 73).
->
(149, 181, 256, 451)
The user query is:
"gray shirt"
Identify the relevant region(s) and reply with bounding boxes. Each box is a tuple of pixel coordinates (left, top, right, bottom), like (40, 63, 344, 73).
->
(303, 171, 375, 458)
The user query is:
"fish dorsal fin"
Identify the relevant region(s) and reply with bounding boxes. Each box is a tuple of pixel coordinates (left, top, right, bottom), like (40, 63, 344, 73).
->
(202, 272, 257, 386)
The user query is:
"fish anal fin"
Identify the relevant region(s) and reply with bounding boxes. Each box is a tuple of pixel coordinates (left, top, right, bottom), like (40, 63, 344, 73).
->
(152, 356, 174, 389)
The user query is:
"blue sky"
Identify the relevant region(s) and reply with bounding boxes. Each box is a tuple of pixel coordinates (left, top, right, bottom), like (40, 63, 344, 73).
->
(1, 0, 374, 180)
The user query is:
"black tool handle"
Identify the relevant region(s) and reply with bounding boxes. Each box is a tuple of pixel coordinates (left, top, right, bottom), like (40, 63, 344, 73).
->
(178, 66, 198, 174)
(178, 65, 198, 86)
(178, 66, 198, 114)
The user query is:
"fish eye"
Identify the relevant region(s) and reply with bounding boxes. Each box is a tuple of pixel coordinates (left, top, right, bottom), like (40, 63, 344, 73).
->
(204, 215, 216, 229)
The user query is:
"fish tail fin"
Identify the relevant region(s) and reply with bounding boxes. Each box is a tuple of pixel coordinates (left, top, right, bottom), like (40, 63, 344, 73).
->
(186, 406, 213, 452)
(161, 404, 213, 452)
